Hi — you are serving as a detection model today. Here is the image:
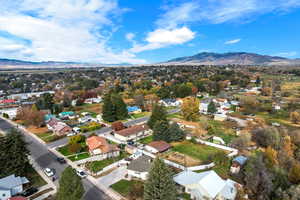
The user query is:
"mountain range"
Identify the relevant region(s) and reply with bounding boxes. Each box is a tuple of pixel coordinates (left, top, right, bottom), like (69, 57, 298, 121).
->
(0, 52, 300, 69)
(165, 52, 300, 66)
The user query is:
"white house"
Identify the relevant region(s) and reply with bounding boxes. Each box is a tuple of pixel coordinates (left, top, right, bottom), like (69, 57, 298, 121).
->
(173, 170, 238, 200)
(84, 97, 102, 104)
(0, 174, 29, 200)
(127, 155, 152, 180)
(114, 124, 152, 142)
(199, 102, 209, 114)
(159, 99, 182, 107)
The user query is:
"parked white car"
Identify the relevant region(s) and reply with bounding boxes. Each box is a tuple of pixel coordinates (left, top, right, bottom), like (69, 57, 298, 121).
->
(67, 132, 77, 137)
(73, 127, 81, 133)
(43, 168, 54, 177)
(76, 169, 87, 178)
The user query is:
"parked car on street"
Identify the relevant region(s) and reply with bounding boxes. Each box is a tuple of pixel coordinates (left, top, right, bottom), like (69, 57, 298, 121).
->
(56, 157, 66, 164)
(43, 168, 55, 177)
(76, 169, 87, 178)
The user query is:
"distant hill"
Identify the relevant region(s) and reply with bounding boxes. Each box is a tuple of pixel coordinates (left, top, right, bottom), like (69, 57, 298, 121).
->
(165, 52, 300, 65)
(0, 58, 80, 66)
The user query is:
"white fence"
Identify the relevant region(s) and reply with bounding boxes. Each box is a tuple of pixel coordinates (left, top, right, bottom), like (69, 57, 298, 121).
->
(86, 159, 129, 176)
(74, 154, 113, 165)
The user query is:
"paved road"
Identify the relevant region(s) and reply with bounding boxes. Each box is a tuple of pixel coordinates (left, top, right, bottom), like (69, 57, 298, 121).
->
(0, 118, 110, 200)
(47, 108, 181, 149)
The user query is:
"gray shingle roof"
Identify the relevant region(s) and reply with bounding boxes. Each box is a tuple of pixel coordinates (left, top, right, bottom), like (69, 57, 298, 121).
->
(0, 174, 29, 189)
(127, 155, 152, 172)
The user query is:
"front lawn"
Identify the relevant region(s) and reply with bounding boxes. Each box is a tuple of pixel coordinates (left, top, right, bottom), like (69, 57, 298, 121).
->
(58, 145, 87, 156)
(110, 179, 143, 198)
(68, 152, 90, 161)
(26, 166, 47, 188)
(172, 141, 226, 164)
(138, 135, 153, 144)
(85, 152, 128, 173)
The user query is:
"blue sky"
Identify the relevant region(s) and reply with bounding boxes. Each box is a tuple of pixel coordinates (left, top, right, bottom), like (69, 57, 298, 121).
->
(0, 0, 300, 64)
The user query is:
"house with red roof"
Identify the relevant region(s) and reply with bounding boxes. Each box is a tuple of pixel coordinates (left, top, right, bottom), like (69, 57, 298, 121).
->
(86, 136, 119, 158)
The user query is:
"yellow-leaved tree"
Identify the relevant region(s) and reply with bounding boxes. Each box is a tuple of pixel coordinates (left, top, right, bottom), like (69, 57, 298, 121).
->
(181, 97, 199, 121)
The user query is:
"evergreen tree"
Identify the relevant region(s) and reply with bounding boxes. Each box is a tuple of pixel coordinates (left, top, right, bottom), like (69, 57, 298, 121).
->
(207, 101, 217, 113)
(111, 93, 128, 120)
(147, 104, 167, 129)
(0, 129, 30, 178)
(144, 158, 177, 200)
(102, 93, 116, 122)
(167, 122, 186, 142)
(57, 167, 84, 200)
(153, 120, 169, 142)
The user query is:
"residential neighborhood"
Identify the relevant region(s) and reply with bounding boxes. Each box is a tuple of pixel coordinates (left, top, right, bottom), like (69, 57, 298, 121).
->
(1, 1, 300, 200)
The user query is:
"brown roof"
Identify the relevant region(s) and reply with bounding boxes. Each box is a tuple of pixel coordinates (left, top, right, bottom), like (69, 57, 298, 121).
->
(115, 124, 149, 137)
(86, 136, 118, 153)
(147, 140, 171, 153)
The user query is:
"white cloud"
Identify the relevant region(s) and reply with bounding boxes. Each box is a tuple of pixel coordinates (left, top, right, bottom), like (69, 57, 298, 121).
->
(0, 0, 146, 64)
(274, 51, 298, 57)
(225, 38, 241, 44)
(130, 27, 195, 53)
(157, 0, 300, 26)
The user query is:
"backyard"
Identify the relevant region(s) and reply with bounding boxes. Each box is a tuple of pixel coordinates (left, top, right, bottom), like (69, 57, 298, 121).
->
(170, 141, 227, 165)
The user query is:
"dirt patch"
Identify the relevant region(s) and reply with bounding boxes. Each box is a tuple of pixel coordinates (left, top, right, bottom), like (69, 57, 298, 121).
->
(27, 126, 49, 134)
(162, 151, 201, 167)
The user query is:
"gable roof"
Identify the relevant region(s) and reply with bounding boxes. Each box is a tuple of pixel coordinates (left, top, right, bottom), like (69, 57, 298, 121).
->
(86, 136, 118, 153)
(127, 155, 152, 172)
(147, 141, 171, 152)
(0, 174, 29, 190)
(115, 124, 149, 137)
(173, 170, 226, 199)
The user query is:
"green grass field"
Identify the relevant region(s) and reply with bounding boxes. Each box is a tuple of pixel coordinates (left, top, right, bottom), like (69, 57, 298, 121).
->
(172, 141, 225, 164)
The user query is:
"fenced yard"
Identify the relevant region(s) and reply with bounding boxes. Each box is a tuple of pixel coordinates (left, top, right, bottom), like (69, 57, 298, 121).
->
(170, 141, 227, 165)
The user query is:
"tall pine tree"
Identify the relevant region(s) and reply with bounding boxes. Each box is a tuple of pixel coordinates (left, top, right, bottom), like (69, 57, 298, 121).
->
(111, 93, 128, 120)
(147, 104, 167, 129)
(167, 122, 186, 142)
(57, 167, 84, 200)
(144, 158, 177, 200)
(0, 129, 30, 178)
(153, 120, 169, 142)
(102, 93, 116, 122)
